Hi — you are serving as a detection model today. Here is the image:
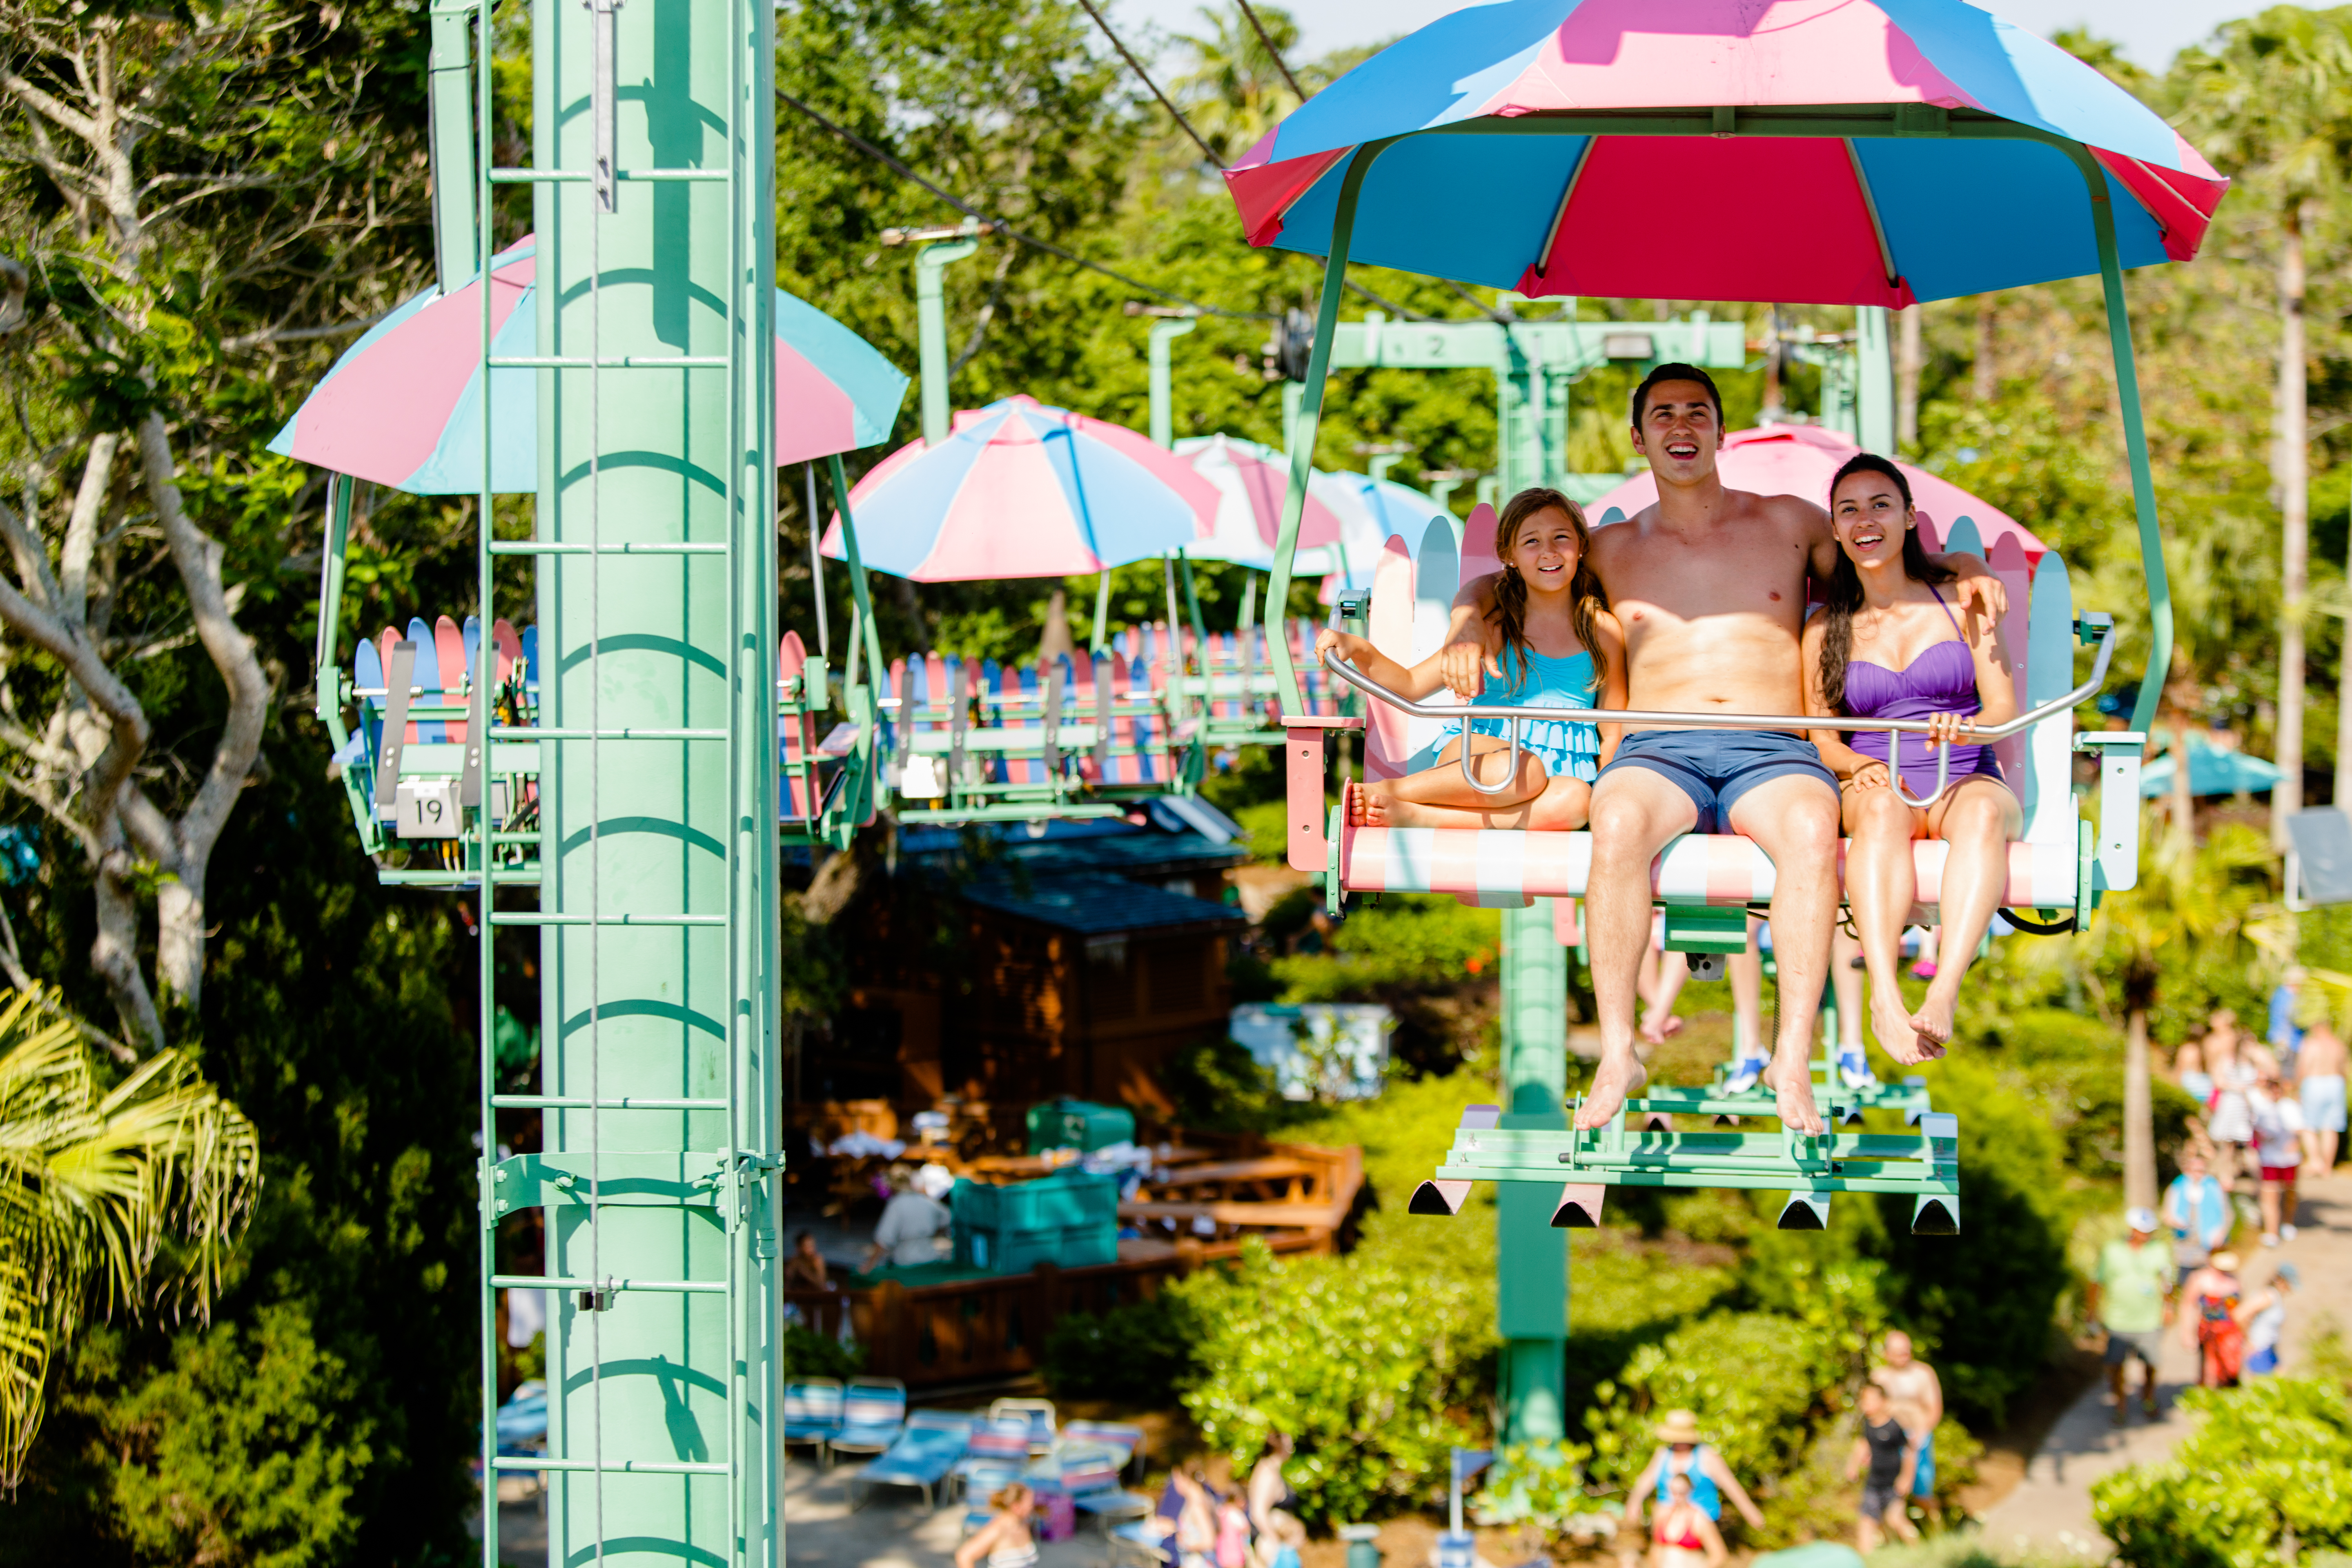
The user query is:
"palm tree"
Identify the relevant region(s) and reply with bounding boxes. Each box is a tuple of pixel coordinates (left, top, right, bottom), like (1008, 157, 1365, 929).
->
(2090, 817, 2272, 1209)
(1172, 2, 1307, 165)
(2175, 9, 2352, 844)
(0, 987, 260, 1481)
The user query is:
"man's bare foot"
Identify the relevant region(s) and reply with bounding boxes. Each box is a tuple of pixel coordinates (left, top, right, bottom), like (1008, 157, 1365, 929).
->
(1762, 1047, 1825, 1134)
(1575, 1048, 1649, 1129)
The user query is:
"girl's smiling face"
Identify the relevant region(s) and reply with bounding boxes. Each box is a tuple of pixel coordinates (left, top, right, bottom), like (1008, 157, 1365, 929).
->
(1509, 506, 1582, 592)
(1831, 472, 1912, 568)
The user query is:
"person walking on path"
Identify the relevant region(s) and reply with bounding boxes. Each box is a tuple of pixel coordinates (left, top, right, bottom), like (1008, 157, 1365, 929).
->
(2181, 1250, 2247, 1389)
(1870, 1331, 1944, 1527)
(2090, 1208, 2172, 1423)
(2298, 1022, 2346, 1173)
(1649, 1468, 1727, 1568)
(2238, 1262, 2299, 1376)
(956, 1483, 1039, 1568)
(1628, 1410, 1766, 1536)
(2206, 1016, 2256, 1192)
(1846, 1383, 1920, 1552)
(2163, 1148, 2233, 1290)
(2250, 1068, 2307, 1245)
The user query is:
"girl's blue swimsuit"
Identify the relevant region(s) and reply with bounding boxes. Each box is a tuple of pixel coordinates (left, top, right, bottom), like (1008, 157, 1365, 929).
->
(1439, 647, 1601, 782)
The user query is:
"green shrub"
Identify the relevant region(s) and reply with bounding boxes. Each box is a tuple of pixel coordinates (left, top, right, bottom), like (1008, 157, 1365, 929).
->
(782, 1323, 863, 1380)
(1995, 1007, 2120, 1062)
(1272, 895, 1501, 1003)
(2092, 1376, 2352, 1567)
(1174, 1239, 1490, 1526)
(1468, 1441, 1611, 1541)
(1158, 1034, 1300, 1134)
(1042, 1292, 1200, 1405)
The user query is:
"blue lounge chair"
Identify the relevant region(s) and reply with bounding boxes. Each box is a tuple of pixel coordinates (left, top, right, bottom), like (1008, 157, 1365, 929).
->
(1057, 1449, 1155, 1530)
(827, 1376, 909, 1463)
(853, 1410, 977, 1510)
(782, 1377, 844, 1463)
(495, 1379, 548, 1455)
(1064, 1419, 1146, 1475)
(988, 1396, 1057, 1456)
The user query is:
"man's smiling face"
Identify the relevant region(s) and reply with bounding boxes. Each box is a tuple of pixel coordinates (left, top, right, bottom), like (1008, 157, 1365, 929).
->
(1632, 379, 1721, 484)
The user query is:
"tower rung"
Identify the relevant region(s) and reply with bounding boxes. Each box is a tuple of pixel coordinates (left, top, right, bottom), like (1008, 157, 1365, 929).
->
(493, 1094, 729, 1110)
(488, 355, 729, 369)
(488, 167, 731, 184)
(491, 541, 728, 556)
(492, 1457, 731, 1477)
(489, 1273, 725, 1294)
(489, 913, 724, 927)
(492, 727, 728, 740)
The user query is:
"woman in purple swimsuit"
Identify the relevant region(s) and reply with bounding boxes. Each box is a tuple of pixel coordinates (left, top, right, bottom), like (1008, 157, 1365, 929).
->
(1801, 454, 2021, 1065)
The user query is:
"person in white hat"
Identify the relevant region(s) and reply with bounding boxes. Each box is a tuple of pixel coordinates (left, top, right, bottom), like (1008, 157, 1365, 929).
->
(2089, 1207, 2172, 1423)
(1627, 1409, 1765, 1537)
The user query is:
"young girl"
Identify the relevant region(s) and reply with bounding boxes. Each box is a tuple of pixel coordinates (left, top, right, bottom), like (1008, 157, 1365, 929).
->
(1314, 488, 1624, 829)
(1802, 454, 2020, 1065)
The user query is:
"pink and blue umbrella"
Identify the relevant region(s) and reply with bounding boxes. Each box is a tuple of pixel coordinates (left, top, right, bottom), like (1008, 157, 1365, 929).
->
(1225, 0, 2228, 305)
(268, 235, 910, 492)
(821, 396, 1219, 581)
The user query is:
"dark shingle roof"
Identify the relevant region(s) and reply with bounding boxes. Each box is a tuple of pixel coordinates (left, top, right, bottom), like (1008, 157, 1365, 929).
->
(960, 873, 1246, 936)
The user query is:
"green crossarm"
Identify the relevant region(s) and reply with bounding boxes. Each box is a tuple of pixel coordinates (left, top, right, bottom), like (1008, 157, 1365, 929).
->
(1409, 1103, 1960, 1235)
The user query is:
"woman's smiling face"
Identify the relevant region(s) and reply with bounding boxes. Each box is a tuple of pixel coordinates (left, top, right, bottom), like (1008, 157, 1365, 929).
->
(1509, 506, 1582, 592)
(1831, 471, 1911, 567)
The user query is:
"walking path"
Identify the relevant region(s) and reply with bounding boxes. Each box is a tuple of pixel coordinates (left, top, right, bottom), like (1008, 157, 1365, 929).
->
(1977, 1168, 2350, 1557)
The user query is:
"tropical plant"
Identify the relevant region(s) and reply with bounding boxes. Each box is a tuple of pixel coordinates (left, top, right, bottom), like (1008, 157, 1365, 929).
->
(2092, 1373, 2352, 1566)
(2175, 7, 2352, 833)
(1171, 2, 1309, 167)
(2088, 813, 2275, 1209)
(0, 986, 259, 1482)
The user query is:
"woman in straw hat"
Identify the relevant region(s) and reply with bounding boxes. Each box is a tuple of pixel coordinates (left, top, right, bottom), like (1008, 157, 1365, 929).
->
(1627, 1410, 1764, 1539)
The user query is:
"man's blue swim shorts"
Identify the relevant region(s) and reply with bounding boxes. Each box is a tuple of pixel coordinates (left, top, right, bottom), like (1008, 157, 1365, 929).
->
(1597, 729, 1839, 834)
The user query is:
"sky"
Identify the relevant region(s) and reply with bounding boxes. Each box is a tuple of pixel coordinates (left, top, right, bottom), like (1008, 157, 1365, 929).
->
(1113, 0, 2265, 76)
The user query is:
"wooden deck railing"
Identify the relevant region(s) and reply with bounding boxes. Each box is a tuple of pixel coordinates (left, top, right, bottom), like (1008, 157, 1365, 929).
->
(784, 1230, 1327, 1387)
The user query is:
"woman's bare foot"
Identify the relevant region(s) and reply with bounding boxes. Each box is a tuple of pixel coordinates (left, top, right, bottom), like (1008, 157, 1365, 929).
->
(1871, 989, 1940, 1065)
(1910, 985, 1958, 1048)
(1575, 1047, 1649, 1129)
(1762, 1047, 1826, 1135)
(1637, 1011, 1686, 1046)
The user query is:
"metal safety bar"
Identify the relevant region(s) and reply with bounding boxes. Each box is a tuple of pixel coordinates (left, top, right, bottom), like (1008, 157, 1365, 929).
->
(1321, 617, 2116, 812)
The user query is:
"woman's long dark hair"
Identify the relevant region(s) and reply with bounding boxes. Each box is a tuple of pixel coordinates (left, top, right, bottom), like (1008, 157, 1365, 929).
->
(1817, 453, 1952, 715)
(1488, 486, 1609, 691)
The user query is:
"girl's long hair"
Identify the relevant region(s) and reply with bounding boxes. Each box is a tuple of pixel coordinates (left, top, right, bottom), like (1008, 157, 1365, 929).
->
(1817, 453, 1952, 715)
(1488, 487, 1609, 690)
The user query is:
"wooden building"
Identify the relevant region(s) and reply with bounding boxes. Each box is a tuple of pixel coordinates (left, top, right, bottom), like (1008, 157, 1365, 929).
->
(820, 815, 1248, 1120)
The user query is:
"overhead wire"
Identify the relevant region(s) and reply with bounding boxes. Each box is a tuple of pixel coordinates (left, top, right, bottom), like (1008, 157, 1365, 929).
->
(1072, 0, 1227, 169)
(1234, 0, 1309, 107)
(776, 86, 1274, 320)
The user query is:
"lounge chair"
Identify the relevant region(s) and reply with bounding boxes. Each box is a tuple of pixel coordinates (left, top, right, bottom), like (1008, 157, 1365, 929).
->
(826, 1375, 908, 1463)
(1062, 1419, 1146, 1474)
(782, 1376, 844, 1464)
(987, 1396, 1057, 1456)
(852, 1410, 977, 1510)
(1056, 1450, 1155, 1530)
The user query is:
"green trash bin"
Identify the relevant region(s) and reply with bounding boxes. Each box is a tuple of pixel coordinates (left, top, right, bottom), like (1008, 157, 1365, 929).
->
(1024, 1098, 1136, 1154)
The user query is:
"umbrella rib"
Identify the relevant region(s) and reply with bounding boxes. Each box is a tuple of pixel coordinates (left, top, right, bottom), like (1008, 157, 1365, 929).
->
(1843, 138, 1902, 292)
(1531, 138, 1595, 283)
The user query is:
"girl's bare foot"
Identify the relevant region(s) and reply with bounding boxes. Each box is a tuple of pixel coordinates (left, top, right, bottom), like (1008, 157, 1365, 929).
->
(1575, 1048, 1649, 1129)
(1348, 782, 1392, 827)
(1761, 1048, 1825, 1135)
(1637, 1011, 1685, 1046)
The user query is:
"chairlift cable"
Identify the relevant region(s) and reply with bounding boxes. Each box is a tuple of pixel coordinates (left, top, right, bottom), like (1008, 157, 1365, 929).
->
(1071, 0, 1229, 169)
(777, 85, 1278, 321)
(1235, 0, 1309, 103)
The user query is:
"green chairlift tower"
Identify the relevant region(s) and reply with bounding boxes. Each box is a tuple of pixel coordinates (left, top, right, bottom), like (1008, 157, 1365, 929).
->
(464, 0, 784, 1558)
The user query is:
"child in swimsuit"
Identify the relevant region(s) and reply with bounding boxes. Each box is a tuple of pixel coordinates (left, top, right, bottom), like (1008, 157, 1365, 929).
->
(1802, 453, 2020, 1066)
(1648, 1470, 1725, 1568)
(1317, 487, 1626, 830)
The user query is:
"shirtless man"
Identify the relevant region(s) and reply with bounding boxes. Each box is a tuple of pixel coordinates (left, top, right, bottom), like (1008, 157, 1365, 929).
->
(1870, 1331, 1945, 1524)
(2296, 1020, 2346, 1172)
(1440, 365, 2002, 1131)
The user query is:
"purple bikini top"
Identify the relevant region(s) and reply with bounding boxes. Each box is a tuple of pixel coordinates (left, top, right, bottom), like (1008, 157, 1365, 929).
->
(1842, 586, 1980, 724)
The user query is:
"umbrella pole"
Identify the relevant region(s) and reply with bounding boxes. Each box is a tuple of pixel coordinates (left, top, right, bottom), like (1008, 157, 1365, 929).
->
(1238, 572, 1258, 637)
(1267, 138, 1393, 714)
(1091, 570, 1111, 654)
(806, 463, 829, 659)
(1178, 548, 1209, 654)
(827, 454, 888, 827)
(2078, 152, 2170, 737)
